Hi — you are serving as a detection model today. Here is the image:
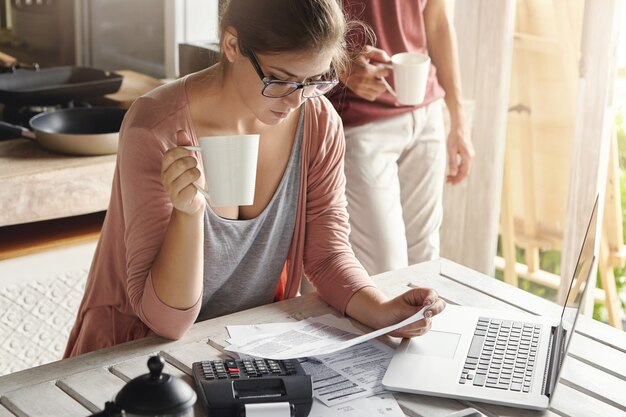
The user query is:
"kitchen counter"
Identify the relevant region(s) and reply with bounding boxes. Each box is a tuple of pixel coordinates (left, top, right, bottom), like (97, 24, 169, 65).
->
(0, 70, 166, 228)
(0, 71, 167, 260)
(0, 138, 115, 227)
(0, 259, 624, 417)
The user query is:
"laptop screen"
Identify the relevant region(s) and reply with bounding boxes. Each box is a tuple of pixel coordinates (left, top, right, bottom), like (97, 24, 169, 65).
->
(551, 195, 598, 390)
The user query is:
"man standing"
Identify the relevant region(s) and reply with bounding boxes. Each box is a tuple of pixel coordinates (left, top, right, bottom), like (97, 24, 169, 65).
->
(330, 0, 474, 275)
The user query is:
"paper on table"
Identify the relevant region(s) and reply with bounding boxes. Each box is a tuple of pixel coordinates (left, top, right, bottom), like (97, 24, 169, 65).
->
(226, 314, 353, 344)
(308, 314, 366, 335)
(225, 306, 428, 359)
(300, 340, 393, 407)
(308, 392, 404, 417)
(227, 321, 303, 344)
(227, 315, 393, 407)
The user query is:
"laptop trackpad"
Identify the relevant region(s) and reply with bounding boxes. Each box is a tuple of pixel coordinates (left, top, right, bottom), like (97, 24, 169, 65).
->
(407, 330, 461, 358)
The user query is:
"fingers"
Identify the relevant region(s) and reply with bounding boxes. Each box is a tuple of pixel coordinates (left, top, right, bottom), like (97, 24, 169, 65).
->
(162, 130, 195, 172)
(363, 82, 387, 101)
(447, 149, 459, 178)
(387, 288, 446, 338)
(363, 45, 392, 64)
(448, 157, 471, 184)
(389, 318, 432, 338)
(446, 131, 475, 185)
(346, 70, 390, 100)
(446, 149, 474, 184)
(161, 131, 206, 214)
(389, 310, 440, 338)
(371, 63, 392, 78)
(162, 152, 203, 210)
(162, 149, 199, 190)
(345, 76, 387, 101)
(424, 297, 446, 318)
(170, 164, 202, 194)
(402, 287, 440, 307)
(346, 54, 391, 101)
(162, 130, 199, 182)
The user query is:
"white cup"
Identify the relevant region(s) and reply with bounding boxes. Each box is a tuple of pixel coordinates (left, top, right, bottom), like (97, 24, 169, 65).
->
(185, 134, 260, 207)
(384, 52, 431, 105)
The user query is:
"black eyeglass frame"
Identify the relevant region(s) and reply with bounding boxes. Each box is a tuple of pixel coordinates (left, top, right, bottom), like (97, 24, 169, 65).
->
(244, 49, 338, 98)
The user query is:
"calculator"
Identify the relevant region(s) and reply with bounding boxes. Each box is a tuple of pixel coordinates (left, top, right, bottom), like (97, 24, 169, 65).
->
(192, 358, 312, 417)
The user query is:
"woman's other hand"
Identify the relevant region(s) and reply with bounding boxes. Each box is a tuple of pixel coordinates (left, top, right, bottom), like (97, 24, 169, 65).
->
(383, 287, 446, 338)
(161, 130, 206, 215)
(346, 286, 446, 338)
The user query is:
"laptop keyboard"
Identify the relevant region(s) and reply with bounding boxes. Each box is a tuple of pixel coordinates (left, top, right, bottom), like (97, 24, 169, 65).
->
(458, 317, 541, 392)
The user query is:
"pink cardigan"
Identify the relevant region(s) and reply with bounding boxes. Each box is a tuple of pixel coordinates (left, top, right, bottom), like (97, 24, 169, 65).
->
(64, 77, 374, 357)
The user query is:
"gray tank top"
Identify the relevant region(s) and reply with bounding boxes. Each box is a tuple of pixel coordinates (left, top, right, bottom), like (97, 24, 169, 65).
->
(197, 111, 303, 321)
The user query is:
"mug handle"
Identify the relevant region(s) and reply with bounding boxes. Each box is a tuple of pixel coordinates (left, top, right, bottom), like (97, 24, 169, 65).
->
(192, 182, 212, 203)
(183, 145, 212, 203)
(379, 77, 397, 98)
(183, 145, 202, 151)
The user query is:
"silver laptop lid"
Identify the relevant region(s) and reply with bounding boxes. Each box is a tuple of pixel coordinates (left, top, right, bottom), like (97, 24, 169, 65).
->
(546, 195, 598, 395)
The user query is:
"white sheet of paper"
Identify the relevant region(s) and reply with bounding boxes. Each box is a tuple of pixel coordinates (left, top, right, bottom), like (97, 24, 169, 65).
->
(226, 321, 302, 343)
(226, 314, 354, 344)
(224, 315, 403, 408)
(308, 314, 367, 335)
(225, 306, 428, 359)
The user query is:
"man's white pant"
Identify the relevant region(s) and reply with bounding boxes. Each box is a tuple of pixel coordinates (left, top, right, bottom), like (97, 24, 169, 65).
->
(343, 99, 447, 276)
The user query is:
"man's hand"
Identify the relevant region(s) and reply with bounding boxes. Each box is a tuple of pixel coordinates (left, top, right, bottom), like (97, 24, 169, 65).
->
(342, 45, 392, 101)
(446, 121, 474, 184)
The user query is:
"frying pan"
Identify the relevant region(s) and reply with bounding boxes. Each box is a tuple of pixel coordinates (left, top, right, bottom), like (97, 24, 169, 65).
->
(0, 107, 127, 155)
(0, 66, 123, 106)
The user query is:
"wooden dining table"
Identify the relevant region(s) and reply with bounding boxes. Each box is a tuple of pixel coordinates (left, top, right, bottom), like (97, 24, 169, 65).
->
(0, 258, 624, 417)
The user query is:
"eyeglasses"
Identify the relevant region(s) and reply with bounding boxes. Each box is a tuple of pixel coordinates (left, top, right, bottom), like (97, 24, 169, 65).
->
(245, 49, 338, 98)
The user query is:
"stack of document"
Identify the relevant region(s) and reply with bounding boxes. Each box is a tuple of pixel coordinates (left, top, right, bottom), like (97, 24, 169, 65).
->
(225, 309, 427, 416)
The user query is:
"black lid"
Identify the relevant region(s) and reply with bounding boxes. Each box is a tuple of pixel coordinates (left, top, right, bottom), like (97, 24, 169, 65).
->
(114, 355, 196, 416)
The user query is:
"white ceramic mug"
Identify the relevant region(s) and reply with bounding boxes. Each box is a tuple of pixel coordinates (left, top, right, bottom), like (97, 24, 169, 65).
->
(185, 134, 260, 207)
(383, 52, 431, 106)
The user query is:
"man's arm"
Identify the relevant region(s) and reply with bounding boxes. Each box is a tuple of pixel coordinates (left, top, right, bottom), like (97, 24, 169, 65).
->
(424, 0, 475, 184)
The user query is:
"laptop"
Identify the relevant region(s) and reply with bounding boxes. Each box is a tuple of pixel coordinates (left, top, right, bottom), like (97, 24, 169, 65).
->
(382, 196, 599, 410)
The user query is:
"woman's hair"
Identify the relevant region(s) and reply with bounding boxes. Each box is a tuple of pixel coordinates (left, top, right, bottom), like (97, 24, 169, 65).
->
(219, 0, 370, 79)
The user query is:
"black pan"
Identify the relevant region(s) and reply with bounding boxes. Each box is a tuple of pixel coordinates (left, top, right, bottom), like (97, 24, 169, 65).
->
(0, 66, 123, 106)
(0, 107, 127, 155)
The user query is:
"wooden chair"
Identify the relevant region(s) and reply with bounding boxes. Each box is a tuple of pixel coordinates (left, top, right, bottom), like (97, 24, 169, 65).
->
(497, 0, 624, 329)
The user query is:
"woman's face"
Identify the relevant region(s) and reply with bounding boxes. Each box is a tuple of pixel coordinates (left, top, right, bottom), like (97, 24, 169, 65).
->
(232, 48, 335, 125)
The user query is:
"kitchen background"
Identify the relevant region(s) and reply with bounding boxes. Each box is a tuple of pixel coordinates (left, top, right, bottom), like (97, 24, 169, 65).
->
(0, 0, 225, 376)
(0, 0, 223, 77)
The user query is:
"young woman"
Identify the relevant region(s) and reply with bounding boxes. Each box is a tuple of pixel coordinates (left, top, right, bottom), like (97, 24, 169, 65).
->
(64, 0, 446, 357)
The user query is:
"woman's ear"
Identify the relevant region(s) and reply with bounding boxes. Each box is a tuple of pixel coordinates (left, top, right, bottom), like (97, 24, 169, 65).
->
(222, 27, 239, 63)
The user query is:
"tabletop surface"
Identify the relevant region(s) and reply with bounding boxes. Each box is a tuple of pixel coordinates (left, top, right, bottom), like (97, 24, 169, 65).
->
(0, 258, 624, 417)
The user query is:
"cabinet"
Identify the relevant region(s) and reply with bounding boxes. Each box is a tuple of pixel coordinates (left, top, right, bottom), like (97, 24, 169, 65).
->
(78, 0, 219, 78)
